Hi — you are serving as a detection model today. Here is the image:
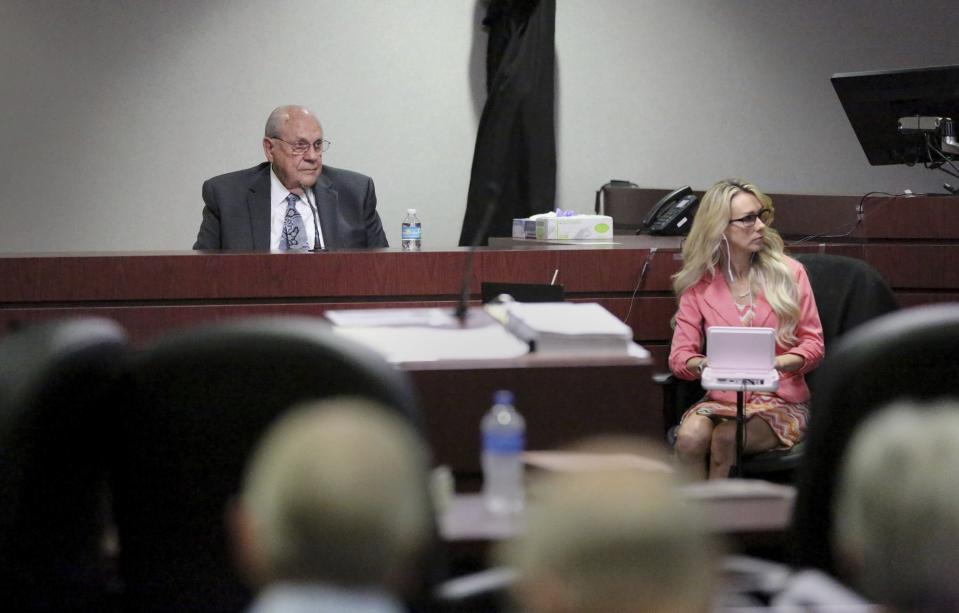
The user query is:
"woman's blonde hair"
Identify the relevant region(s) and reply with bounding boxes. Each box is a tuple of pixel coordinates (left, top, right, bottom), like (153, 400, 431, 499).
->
(671, 178, 800, 345)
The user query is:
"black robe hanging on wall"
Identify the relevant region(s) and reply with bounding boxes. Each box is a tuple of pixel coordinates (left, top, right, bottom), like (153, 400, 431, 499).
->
(458, 0, 556, 246)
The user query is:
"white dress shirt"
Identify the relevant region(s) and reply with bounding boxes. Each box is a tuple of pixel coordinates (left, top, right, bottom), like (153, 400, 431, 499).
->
(269, 168, 325, 250)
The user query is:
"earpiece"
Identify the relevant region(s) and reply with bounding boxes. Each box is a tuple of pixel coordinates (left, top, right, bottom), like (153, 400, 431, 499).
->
(721, 234, 735, 282)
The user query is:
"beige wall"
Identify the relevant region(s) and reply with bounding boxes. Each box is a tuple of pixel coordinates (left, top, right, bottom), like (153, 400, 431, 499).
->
(1, 0, 956, 252)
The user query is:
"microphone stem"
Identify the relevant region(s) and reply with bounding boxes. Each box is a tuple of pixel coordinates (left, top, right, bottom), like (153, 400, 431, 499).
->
(455, 250, 477, 324)
(300, 182, 323, 251)
(455, 184, 500, 325)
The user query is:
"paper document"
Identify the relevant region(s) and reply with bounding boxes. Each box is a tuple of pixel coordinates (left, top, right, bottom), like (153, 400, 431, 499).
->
(503, 302, 634, 354)
(504, 302, 633, 336)
(325, 307, 456, 328)
(334, 325, 529, 363)
(627, 342, 652, 359)
(327, 307, 529, 363)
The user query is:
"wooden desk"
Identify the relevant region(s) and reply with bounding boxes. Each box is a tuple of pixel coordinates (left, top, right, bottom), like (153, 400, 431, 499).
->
(3, 196, 958, 467)
(0, 241, 678, 351)
(0, 248, 663, 474)
(4, 191, 958, 369)
(442, 483, 795, 542)
(405, 353, 656, 474)
(440, 483, 796, 574)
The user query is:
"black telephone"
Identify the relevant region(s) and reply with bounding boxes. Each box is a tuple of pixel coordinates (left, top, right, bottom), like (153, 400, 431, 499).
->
(640, 186, 699, 236)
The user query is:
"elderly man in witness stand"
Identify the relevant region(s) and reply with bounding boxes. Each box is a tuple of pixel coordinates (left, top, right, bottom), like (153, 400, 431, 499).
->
(229, 398, 432, 613)
(194, 105, 388, 251)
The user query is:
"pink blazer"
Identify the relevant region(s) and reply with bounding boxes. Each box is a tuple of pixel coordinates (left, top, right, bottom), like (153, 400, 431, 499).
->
(668, 256, 824, 404)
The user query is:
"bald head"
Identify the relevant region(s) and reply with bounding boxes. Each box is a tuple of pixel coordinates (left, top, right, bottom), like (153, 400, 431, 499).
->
(835, 400, 959, 610)
(264, 105, 321, 138)
(235, 398, 431, 588)
(502, 438, 719, 613)
(262, 105, 325, 190)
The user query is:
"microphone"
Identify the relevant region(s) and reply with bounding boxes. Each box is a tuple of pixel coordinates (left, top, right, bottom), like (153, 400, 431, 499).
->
(299, 182, 324, 251)
(454, 182, 501, 325)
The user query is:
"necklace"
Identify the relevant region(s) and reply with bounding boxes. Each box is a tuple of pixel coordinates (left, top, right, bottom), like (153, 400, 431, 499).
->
(736, 299, 755, 325)
(725, 253, 756, 324)
(731, 276, 751, 298)
(731, 279, 755, 325)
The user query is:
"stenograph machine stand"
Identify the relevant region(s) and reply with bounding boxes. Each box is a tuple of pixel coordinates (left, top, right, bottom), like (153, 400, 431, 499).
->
(699, 327, 780, 479)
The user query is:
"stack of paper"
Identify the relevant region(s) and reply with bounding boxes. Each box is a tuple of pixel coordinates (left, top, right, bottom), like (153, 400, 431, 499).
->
(325, 307, 530, 363)
(502, 302, 633, 355)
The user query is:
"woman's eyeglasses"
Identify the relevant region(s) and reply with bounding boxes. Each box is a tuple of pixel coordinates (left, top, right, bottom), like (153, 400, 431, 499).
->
(729, 208, 773, 228)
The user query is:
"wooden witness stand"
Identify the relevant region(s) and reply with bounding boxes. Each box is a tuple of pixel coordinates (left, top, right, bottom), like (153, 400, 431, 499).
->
(0, 241, 671, 476)
(2, 193, 959, 474)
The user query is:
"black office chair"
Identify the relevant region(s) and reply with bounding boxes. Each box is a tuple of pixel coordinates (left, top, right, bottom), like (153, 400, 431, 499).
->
(110, 316, 428, 613)
(791, 303, 959, 578)
(659, 253, 898, 480)
(0, 318, 129, 613)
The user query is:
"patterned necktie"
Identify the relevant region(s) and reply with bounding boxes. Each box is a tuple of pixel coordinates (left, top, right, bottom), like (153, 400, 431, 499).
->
(279, 193, 309, 251)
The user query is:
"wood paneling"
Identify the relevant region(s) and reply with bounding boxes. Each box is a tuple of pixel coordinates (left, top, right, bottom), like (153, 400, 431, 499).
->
(410, 358, 661, 473)
(0, 240, 681, 344)
(4, 192, 959, 345)
(4, 191, 959, 471)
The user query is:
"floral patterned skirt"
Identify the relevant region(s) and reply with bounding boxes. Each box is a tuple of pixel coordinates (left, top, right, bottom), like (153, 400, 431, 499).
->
(680, 393, 808, 449)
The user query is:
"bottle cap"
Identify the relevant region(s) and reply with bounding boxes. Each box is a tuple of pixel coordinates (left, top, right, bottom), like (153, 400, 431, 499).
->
(407, 208, 417, 214)
(493, 389, 514, 405)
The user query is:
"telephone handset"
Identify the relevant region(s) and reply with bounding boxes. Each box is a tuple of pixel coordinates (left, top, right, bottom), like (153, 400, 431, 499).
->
(640, 186, 699, 236)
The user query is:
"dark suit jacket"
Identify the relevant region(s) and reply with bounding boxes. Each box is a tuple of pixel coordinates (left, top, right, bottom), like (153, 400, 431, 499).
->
(193, 162, 388, 250)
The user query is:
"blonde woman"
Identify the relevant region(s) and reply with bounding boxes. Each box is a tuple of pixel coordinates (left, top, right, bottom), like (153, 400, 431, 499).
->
(668, 179, 824, 479)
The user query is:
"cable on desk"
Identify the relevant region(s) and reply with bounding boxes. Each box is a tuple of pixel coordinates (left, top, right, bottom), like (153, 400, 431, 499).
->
(789, 190, 882, 246)
(624, 247, 657, 324)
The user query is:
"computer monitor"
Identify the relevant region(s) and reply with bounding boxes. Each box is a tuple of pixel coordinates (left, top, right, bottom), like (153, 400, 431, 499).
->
(831, 64, 959, 166)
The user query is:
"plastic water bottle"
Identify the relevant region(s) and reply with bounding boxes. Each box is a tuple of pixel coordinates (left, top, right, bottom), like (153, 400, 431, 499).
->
(481, 390, 525, 514)
(401, 208, 422, 251)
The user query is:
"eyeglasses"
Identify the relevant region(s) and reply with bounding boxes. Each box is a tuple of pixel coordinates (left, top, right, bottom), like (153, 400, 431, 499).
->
(268, 137, 331, 155)
(729, 208, 773, 228)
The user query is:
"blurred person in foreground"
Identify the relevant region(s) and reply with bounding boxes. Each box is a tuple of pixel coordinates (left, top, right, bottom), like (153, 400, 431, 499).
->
(834, 399, 959, 612)
(229, 397, 432, 613)
(500, 438, 719, 613)
(669, 178, 824, 479)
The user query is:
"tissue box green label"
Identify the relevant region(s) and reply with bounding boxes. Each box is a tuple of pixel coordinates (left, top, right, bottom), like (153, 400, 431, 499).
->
(535, 216, 614, 239)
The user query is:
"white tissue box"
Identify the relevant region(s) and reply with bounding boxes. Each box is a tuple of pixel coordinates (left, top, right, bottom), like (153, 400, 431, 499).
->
(511, 219, 540, 239)
(535, 215, 614, 240)
(524, 219, 538, 238)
